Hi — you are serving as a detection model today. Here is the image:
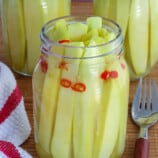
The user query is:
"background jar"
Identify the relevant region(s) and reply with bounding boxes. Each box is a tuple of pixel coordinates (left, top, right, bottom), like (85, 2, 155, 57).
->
(0, 0, 70, 76)
(94, 0, 158, 80)
(32, 16, 129, 158)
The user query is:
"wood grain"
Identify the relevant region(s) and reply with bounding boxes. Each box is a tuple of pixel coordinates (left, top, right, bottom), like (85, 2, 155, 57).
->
(0, 1, 158, 158)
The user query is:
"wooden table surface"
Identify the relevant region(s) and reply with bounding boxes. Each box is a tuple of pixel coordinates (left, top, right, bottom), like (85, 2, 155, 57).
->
(1, 1, 158, 158)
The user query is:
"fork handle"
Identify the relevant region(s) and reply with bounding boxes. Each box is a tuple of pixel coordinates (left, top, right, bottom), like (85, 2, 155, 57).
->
(134, 138, 149, 158)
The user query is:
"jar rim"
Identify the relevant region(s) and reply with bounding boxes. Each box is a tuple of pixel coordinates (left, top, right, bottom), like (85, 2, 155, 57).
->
(40, 15, 123, 59)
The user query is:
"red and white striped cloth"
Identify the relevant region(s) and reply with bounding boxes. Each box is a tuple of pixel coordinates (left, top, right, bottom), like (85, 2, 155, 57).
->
(0, 62, 32, 158)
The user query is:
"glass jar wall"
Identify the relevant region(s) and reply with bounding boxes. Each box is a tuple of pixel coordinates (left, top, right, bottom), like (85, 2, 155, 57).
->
(32, 16, 129, 158)
(0, 0, 70, 76)
(94, 0, 158, 80)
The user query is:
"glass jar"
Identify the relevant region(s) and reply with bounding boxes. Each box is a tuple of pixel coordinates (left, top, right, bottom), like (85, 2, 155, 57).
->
(32, 16, 129, 158)
(94, 0, 158, 80)
(0, 0, 70, 76)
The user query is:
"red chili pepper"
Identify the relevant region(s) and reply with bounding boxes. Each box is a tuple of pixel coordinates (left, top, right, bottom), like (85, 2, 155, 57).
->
(100, 71, 110, 80)
(58, 39, 70, 44)
(109, 71, 118, 78)
(58, 61, 68, 71)
(40, 58, 48, 73)
(60, 78, 72, 88)
(71, 83, 86, 92)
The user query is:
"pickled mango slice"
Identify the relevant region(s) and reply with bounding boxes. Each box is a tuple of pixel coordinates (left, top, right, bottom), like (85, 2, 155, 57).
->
(87, 16, 102, 30)
(110, 59, 129, 158)
(40, 0, 59, 22)
(37, 46, 64, 153)
(128, 0, 149, 75)
(93, 58, 125, 158)
(149, 0, 158, 67)
(0, 0, 11, 62)
(68, 22, 88, 41)
(93, 0, 110, 18)
(32, 58, 46, 141)
(42, 0, 70, 22)
(6, 0, 25, 71)
(116, 0, 131, 36)
(24, 0, 45, 73)
(73, 40, 106, 158)
(57, 0, 71, 16)
(51, 19, 69, 41)
(51, 42, 84, 158)
(107, 0, 117, 20)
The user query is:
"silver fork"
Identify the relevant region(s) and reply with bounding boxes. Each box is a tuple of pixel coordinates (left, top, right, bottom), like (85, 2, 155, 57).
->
(131, 78, 158, 158)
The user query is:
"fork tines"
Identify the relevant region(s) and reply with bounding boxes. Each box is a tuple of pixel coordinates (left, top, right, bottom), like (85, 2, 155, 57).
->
(132, 78, 158, 115)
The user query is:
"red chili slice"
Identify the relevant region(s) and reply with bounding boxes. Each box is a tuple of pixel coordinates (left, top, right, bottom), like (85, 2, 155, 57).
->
(58, 39, 70, 44)
(100, 71, 110, 80)
(60, 78, 72, 88)
(71, 83, 86, 92)
(110, 71, 118, 78)
(58, 61, 68, 71)
(40, 58, 48, 73)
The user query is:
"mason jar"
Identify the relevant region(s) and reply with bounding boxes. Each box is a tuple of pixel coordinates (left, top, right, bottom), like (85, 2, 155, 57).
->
(0, 0, 70, 76)
(94, 0, 158, 80)
(32, 16, 129, 158)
